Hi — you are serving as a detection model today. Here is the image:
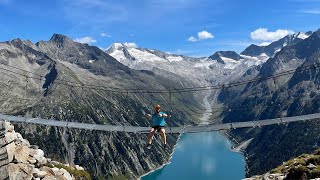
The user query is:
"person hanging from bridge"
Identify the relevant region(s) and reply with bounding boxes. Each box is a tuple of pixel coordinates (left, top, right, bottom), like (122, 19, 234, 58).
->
(146, 104, 168, 149)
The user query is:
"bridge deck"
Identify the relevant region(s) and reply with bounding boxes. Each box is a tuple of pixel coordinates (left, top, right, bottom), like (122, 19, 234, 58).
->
(0, 113, 319, 134)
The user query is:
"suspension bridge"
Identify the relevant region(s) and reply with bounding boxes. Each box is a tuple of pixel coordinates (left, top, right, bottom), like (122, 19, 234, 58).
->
(1, 60, 320, 134)
(0, 112, 319, 134)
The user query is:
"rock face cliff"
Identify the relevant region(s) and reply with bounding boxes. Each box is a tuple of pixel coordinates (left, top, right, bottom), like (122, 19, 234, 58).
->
(0, 120, 90, 180)
(222, 30, 320, 177)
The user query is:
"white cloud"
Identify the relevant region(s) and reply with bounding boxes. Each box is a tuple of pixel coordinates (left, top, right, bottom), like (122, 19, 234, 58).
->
(301, 9, 320, 14)
(100, 33, 111, 37)
(188, 36, 198, 42)
(74, 36, 97, 44)
(250, 28, 294, 41)
(188, 30, 214, 42)
(198, 31, 214, 40)
(123, 42, 138, 48)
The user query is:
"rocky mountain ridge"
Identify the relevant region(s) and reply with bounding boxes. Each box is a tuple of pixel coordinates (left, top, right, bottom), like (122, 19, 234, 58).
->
(241, 32, 311, 58)
(222, 29, 320, 177)
(107, 42, 268, 87)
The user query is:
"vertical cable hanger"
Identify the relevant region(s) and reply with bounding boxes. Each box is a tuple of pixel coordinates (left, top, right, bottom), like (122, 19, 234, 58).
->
(273, 77, 277, 91)
(25, 75, 29, 123)
(313, 63, 318, 81)
(168, 90, 172, 135)
(39, 75, 42, 93)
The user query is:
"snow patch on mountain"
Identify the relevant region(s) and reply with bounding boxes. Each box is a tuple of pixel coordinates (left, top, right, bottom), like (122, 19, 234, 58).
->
(194, 58, 214, 68)
(221, 57, 240, 69)
(129, 48, 164, 62)
(297, 32, 310, 39)
(166, 55, 184, 62)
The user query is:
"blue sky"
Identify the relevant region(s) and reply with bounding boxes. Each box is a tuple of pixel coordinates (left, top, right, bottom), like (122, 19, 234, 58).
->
(1, 0, 320, 57)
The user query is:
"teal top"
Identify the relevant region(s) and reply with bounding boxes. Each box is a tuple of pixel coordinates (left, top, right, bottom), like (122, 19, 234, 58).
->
(152, 112, 165, 126)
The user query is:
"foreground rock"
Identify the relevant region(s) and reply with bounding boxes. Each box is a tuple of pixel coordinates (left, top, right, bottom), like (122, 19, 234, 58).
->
(244, 149, 320, 180)
(0, 121, 91, 180)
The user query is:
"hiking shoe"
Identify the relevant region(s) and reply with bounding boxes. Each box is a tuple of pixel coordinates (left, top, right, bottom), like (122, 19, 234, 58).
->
(146, 144, 152, 149)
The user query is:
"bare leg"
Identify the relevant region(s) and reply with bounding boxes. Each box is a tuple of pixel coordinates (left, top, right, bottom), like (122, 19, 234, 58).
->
(148, 128, 156, 144)
(160, 128, 166, 145)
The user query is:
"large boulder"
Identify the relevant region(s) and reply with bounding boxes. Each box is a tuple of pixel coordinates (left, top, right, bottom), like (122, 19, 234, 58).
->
(30, 149, 47, 165)
(60, 168, 72, 180)
(7, 163, 33, 180)
(33, 168, 48, 178)
(6, 141, 16, 162)
(28, 157, 37, 164)
(7, 125, 14, 132)
(40, 166, 55, 176)
(5, 132, 17, 143)
(14, 145, 30, 163)
(16, 132, 30, 147)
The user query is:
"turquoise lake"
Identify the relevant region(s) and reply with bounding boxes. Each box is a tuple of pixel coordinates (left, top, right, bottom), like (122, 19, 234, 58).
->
(142, 132, 245, 180)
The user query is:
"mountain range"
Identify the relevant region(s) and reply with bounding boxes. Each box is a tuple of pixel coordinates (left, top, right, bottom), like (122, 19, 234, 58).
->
(107, 29, 320, 178)
(0, 34, 202, 179)
(0, 29, 319, 179)
(106, 41, 268, 87)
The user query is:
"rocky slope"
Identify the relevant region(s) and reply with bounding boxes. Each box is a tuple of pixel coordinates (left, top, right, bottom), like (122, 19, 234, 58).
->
(0, 120, 90, 180)
(244, 149, 320, 180)
(0, 34, 202, 179)
(222, 29, 320, 177)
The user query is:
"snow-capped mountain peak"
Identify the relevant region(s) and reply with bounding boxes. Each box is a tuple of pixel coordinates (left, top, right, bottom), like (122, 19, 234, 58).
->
(106, 43, 134, 54)
(107, 43, 268, 86)
(209, 51, 243, 64)
(106, 42, 186, 66)
(241, 31, 311, 58)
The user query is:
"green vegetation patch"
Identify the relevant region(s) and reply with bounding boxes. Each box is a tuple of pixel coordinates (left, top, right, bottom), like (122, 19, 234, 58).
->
(270, 149, 320, 179)
(53, 164, 92, 180)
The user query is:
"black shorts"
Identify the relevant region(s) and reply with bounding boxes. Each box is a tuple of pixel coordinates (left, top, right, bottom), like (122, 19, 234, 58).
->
(152, 126, 165, 132)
